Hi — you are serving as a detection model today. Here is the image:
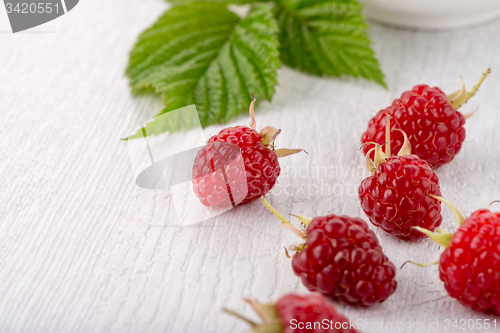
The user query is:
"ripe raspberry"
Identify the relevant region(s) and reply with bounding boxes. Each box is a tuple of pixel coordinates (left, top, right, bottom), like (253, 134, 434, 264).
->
(361, 70, 489, 169)
(192, 99, 303, 207)
(225, 293, 359, 333)
(192, 127, 276, 207)
(262, 198, 397, 307)
(412, 198, 500, 315)
(359, 119, 443, 240)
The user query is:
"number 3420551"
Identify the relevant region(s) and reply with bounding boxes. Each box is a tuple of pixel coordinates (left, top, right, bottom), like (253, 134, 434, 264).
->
(444, 319, 497, 330)
(5, 3, 61, 14)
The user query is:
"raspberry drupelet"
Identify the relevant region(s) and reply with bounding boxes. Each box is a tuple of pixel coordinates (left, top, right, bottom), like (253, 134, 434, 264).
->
(361, 69, 490, 169)
(262, 198, 397, 307)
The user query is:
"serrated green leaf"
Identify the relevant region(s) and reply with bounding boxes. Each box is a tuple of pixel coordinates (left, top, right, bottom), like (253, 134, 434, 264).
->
(274, 0, 386, 87)
(126, 2, 280, 128)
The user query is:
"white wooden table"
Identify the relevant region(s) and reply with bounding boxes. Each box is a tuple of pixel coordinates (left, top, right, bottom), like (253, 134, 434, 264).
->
(1, 1, 499, 332)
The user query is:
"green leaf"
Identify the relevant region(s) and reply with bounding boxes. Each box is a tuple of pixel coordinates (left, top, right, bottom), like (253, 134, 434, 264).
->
(126, 2, 280, 127)
(168, 0, 256, 4)
(274, 0, 386, 87)
(124, 105, 201, 140)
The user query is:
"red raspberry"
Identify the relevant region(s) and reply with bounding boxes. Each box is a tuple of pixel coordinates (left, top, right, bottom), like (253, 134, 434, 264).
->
(262, 198, 397, 307)
(192, 99, 302, 207)
(358, 154, 443, 241)
(192, 127, 277, 207)
(413, 199, 500, 315)
(359, 118, 443, 241)
(225, 293, 359, 333)
(361, 70, 489, 169)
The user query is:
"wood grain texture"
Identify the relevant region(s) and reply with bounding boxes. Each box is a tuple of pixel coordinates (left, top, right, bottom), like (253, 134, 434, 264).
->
(1, 1, 499, 332)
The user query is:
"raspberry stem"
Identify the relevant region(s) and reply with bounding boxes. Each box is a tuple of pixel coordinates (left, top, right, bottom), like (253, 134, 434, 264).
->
(365, 147, 376, 174)
(413, 196, 472, 247)
(275, 148, 304, 158)
(373, 143, 388, 167)
(291, 214, 313, 226)
(261, 197, 306, 239)
(466, 68, 490, 102)
(223, 307, 257, 327)
(400, 260, 439, 269)
(359, 142, 387, 173)
(249, 95, 257, 130)
(260, 126, 280, 147)
(486, 200, 500, 209)
(412, 226, 452, 247)
(429, 194, 465, 227)
(447, 69, 490, 110)
(394, 129, 411, 156)
(386, 114, 412, 157)
(464, 108, 478, 120)
(449, 78, 467, 110)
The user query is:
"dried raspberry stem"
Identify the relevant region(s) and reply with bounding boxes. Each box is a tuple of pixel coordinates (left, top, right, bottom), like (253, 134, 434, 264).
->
(359, 142, 387, 174)
(361, 116, 413, 175)
(260, 127, 280, 147)
(400, 260, 439, 269)
(394, 129, 411, 156)
(365, 147, 376, 174)
(486, 200, 500, 209)
(386, 114, 411, 157)
(373, 143, 388, 167)
(464, 109, 478, 120)
(261, 197, 306, 239)
(275, 148, 304, 158)
(283, 246, 291, 258)
(249, 95, 256, 130)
